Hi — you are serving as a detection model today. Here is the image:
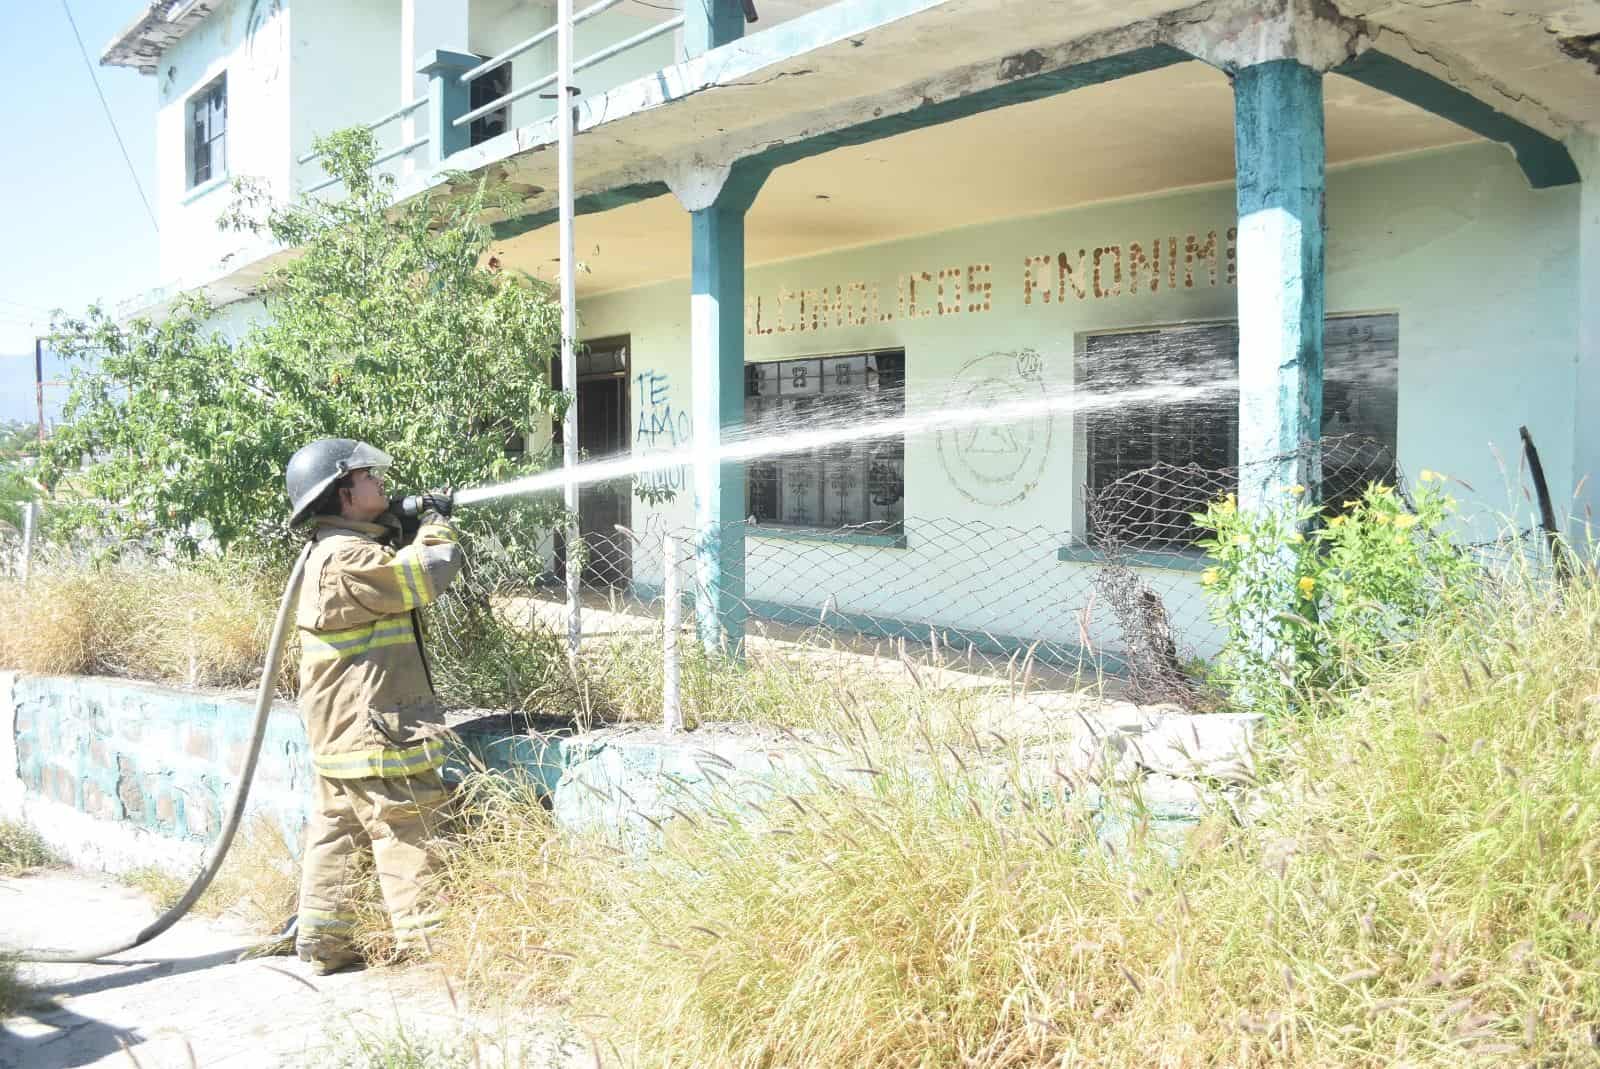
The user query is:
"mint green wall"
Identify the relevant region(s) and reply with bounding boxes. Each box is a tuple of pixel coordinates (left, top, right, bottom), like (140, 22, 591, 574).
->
(579, 141, 1580, 657)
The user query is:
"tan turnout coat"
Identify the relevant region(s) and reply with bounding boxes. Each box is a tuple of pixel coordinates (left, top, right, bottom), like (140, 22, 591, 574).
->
(295, 516, 464, 779)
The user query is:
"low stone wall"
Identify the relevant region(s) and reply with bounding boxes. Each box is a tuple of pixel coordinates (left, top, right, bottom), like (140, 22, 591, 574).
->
(0, 672, 313, 873)
(2, 672, 1263, 873)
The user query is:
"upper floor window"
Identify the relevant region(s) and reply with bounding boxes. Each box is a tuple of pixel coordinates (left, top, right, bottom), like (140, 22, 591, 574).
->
(1082, 314, 1399, 548)
(187, 75, 227, 188)
(469, 62, 511, 147)
(745, 350, 906, 533)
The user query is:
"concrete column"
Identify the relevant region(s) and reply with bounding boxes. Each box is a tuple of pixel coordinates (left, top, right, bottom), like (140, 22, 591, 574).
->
(402, 1, 469, 169)
(418, 50, 479, 167)
(1571, 129, 1600, 545)
(674, 162, 768, 655)
(1233, 58, 1326, 508)
(684, 0, 745, 59)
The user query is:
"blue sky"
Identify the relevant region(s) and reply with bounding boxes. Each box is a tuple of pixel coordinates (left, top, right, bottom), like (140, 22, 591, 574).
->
(1, 1, 157, 423)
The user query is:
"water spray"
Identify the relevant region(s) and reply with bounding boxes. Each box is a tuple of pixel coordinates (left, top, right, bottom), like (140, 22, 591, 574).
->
(449, 376, 1233, 512)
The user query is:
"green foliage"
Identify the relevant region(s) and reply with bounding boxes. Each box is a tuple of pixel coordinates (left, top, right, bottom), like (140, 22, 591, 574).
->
(41, 127, 565, 559)
(0, 420, 43, 532)
(1194, 475, 1479, 711)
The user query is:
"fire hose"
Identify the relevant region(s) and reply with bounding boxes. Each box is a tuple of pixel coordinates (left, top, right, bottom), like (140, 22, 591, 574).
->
(17, 542, 313, 963)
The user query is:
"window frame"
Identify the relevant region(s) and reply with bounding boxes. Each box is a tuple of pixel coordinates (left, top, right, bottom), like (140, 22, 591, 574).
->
(186, 73, 228, 190)
(1072, 311, 1400, 551)
(744, 347, 907, 540)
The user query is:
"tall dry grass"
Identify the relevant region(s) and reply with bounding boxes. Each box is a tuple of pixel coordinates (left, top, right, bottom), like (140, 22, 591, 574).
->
(421, 568, 1600, 1066)
(0, 563, 286, 688)
(119, 816, 300, 935)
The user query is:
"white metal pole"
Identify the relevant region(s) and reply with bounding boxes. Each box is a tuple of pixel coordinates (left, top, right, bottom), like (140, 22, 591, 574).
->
(19, 501, 36, 581)
(662, 533, 682, 733)
(558, 0, 582, 657)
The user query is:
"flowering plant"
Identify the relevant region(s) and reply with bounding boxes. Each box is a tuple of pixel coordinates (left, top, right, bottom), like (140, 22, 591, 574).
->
(1194, 472, 1477, 713)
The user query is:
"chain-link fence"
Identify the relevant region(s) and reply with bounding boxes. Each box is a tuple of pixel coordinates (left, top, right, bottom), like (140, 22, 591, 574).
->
(419, 433, 1555, 723)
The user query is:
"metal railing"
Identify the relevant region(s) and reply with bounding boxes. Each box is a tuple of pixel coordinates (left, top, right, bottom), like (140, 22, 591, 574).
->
(301, 3, 684, 196)
(453, 0, 640, 128)
(299, 97, 430, 195)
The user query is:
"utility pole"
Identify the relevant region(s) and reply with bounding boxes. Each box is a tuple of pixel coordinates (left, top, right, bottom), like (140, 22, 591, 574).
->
(35, 337, 46, 445)
(557, 0, 581, 657)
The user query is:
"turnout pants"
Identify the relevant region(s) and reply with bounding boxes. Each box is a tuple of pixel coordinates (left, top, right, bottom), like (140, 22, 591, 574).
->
(295, 769, 450, 960)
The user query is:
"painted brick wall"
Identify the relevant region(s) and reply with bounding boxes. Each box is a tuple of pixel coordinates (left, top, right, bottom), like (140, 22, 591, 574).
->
(3, 672, 312, 871)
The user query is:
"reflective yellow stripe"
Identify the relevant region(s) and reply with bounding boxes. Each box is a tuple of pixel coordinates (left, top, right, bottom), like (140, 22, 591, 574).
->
(300, 908, 357, 930)
(400, 555, 431, 605)
(395, 558, 419, 609)
(301, 619, 414, 663)
(313, 739, 447, 779)
(393, 910, 445, 931)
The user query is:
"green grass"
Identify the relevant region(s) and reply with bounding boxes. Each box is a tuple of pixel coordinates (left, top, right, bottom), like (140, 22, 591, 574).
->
(415, 565, 1600, 1066)
(0, 819, 58, 876)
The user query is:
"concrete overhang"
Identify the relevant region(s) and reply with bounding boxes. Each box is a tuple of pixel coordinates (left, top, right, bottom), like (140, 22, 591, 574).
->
(102, 0, 220, 74)
(418, 0, 1589, 243)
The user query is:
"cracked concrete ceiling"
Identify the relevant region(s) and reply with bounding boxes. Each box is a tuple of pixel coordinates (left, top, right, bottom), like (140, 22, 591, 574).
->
(1336, 0, 1600, 128)
(490, 58, 1482, 297)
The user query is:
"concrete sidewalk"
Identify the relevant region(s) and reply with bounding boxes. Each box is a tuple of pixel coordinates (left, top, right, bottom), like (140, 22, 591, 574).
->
(1, 871, 586, 1068)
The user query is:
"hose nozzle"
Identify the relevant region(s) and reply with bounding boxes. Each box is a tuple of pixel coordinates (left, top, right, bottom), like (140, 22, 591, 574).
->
(390, 491, 454, 518)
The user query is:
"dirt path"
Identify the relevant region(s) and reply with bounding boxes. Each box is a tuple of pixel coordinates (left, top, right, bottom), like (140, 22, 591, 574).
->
(1, 871, 585, 1068)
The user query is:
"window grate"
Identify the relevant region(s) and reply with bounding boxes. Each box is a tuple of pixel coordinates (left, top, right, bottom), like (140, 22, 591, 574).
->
(1082, 314, 1399, 548)
(745, 350, 905, 534)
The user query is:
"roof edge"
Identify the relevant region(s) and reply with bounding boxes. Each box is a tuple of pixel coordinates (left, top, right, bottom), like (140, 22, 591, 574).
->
(101, 0, 220, 75)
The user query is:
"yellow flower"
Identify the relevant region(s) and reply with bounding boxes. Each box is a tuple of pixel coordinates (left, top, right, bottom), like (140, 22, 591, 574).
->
(1298, 576, 1317, 598)
(1394, 514, 1419, 529)
(1395, 534, 1408, 547)
(1374, 513, 1391, 526)
(1286, 484, 1306, 496)
(1201, 568, 1220, 586)
(1287, 531, 1305, 543)
(1233, 534, 1250, 547)
(1218, 493, 1236, 514)
(1327, 515, 1346, 528)
(1419, 469, 1436, 483)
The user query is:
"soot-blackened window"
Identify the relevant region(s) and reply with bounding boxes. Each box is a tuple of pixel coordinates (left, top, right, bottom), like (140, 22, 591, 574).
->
(745, 350, 905, 533)
(1082, 314, 1399, 548)
(187, 75, 227, 188)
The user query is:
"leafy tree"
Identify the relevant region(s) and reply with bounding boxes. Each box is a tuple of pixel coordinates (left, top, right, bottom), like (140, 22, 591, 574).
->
(42, 129, 565, 558)
(0, 421, 43, 532)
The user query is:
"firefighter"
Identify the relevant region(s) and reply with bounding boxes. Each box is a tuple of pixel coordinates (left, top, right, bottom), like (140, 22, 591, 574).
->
(283, 438, 463, 975)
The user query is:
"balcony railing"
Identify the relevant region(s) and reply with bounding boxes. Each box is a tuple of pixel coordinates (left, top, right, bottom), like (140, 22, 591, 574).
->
(300, 2, 691, 197)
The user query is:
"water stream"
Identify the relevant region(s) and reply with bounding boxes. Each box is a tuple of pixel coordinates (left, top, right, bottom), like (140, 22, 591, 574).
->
(452, 373, 1232, 510)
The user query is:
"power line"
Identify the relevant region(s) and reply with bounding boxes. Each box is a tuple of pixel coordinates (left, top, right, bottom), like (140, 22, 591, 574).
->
(59, 0, 158, 233)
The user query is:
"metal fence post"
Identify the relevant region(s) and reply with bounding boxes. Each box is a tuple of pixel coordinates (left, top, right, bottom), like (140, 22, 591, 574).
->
(662, 533, 683, 733)
(20, 501, 37, 581)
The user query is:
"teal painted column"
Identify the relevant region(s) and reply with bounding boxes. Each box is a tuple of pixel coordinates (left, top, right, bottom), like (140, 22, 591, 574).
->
(690, 163, 768, 655)
(1233, 59, 1326, 508)
(684, 0, 745, 57)
(418, 50, 478, 166)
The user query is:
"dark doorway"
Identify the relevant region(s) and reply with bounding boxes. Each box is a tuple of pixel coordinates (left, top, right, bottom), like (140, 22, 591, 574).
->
(552, 337, 632, 588)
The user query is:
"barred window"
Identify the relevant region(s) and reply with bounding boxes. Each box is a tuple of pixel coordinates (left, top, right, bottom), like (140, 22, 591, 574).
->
(745, 350, 905, 533)
(187, 75, 227, 188)
(1083, 314, 1399, 548)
